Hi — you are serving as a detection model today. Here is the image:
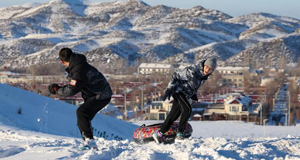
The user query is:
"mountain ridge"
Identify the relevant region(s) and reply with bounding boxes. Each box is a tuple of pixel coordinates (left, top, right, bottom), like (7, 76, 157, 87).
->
(0, 0, 299, 70)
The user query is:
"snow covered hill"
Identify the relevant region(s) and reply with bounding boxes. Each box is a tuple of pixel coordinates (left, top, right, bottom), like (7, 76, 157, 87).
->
(1, 123, 300, 160)
(1, 120, 300, 159)
(1, 83, 300, 159)
(0, 0, 300, 69)
(0, 83, 137, 139)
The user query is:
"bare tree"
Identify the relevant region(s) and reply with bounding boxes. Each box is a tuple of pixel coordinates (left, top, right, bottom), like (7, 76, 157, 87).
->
(275, 72, 286, 85)
(288, 80, 299, 123)
(264, 80, 279, 96)
(277, 56, 287, 70)
(200, 71, 222, 94)
(27, 62, 64, 75)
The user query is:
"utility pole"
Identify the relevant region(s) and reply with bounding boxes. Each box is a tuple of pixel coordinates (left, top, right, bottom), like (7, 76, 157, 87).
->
(141, 85, 144, 115)
(260, 95, 265, 125)
(263, 119, 268, 137)
(113, 69, 117, 95)
(124, 87, 127, 120)
(286, 112, 288, 126)
(288, 92, 291, 126)
(260, 104, 263, 125)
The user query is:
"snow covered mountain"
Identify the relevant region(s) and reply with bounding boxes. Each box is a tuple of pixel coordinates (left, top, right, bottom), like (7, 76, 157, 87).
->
(0, 0, 300, 69)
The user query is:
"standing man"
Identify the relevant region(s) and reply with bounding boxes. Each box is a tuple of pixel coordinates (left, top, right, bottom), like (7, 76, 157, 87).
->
(153, 58, 217, 143)
(48, 48, 112, 149)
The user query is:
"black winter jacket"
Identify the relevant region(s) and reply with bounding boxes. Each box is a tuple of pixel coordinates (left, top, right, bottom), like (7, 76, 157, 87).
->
(57, 53, 112, 101)
(167, 59, 212, 99)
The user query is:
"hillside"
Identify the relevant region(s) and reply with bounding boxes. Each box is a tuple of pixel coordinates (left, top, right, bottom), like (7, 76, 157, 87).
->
(1, 84, 300, 159)
(0, 0, 300, 70)
(0, 83, 137, 139)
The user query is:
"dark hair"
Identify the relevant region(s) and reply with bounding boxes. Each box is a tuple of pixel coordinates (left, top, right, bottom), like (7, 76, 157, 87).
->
(59, 48, 73, 62)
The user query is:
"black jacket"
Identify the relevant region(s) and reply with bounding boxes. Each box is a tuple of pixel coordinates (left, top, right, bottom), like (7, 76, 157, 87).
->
(57, 53, 112, 101)
(167, 59, 212, 99)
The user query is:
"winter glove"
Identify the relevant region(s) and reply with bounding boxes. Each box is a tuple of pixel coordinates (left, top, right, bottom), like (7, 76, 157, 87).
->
(162, 88, 174, 101)
(191, 94, 198, 102)
(48, 84, 60, 94)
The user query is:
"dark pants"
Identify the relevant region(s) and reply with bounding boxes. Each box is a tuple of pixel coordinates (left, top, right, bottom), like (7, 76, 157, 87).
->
(160, 92, 192, 133)
(76, 97, 111, 140)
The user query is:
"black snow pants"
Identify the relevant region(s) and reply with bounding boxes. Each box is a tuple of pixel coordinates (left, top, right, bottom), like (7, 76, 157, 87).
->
(76, 97, 111, 140)
(160, 92, 192, 133)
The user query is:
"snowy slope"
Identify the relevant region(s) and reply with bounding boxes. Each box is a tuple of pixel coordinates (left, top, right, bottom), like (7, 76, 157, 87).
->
(1, 84, 300, 159)
(0, 83, 137, 139)
(1, 120, 300, 159)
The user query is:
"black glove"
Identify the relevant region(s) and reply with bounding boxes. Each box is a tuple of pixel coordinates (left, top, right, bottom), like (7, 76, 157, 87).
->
(48, 84, 60, 94)
(162, 88, 174, 101)
(191, 94, 198, 102)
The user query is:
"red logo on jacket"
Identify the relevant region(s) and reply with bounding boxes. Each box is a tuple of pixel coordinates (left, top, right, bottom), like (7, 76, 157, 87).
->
(70, 79, 77, 86)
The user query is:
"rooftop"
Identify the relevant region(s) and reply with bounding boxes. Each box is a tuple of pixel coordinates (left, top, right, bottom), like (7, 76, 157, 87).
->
(139, 63, 173, 69)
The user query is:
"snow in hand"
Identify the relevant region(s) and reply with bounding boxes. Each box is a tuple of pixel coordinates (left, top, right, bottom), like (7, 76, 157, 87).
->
(0, 83, 300, 160)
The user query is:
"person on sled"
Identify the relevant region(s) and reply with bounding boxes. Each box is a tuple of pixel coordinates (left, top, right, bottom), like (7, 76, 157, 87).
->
(153, 58, 217, 143)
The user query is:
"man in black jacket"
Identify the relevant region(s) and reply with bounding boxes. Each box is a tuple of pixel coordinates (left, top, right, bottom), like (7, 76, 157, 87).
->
(153, 58, 217, 143)
(48, 48, 112, 149)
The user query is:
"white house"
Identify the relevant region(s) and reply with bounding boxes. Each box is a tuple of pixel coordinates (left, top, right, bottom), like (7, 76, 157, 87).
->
(224, 95, 252, 115)
(149, 101, 172, 120)
(216, 66, 250, 74)
(203, 94, 260, 122)
(138, 63, 174, 75)
(216, 66, 250, 87)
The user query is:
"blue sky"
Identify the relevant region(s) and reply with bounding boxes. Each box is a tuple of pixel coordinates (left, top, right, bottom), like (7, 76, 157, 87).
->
(1, 0, 299, 19)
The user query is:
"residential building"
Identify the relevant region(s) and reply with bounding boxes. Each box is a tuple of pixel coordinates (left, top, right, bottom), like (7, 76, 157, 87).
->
(217, 66, 250, 74)
(0, 71, 65, 84)
(138, 63, 174, 75)
(0, 71, 28, 83)
(268, 66, 285, 77)
(216, 66, 250, 87)
(191, 103, 207, 121)
(203, 103, 227, 120)
(149, 101, 172, 120)
(203, 94, 261, 122)
(111, 94, 135, 111)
